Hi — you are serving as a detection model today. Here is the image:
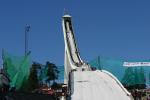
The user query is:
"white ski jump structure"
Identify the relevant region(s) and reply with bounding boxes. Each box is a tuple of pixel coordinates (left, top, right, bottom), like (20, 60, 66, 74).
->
(62, 15, 133, 100)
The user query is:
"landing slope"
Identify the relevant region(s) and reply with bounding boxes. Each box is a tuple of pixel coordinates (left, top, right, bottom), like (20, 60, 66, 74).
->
(71, 70, 133, 100)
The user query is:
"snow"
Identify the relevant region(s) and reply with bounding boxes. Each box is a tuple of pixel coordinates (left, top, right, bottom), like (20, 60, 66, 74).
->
(70, 70, 133, 100)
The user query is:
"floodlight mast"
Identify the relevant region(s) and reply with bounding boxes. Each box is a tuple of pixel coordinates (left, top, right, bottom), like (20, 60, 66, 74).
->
(2, 48, 4, 69)
(25, 24, 31, 56)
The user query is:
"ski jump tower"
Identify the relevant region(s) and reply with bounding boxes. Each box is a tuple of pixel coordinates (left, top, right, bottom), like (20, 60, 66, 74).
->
(62, 15, 91, 84)
(62, 15, 133, 100)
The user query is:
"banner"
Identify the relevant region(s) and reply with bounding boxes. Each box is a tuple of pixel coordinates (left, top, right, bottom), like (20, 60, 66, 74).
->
(123, 62, 150, 67)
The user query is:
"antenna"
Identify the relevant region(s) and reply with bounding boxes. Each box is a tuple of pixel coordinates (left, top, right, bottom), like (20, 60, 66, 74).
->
(64, 8, 68, 15)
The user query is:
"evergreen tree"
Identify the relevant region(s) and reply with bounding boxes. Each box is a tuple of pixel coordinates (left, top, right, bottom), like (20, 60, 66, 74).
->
(25, 63, 39, 92)
(46, 61, 59, 86)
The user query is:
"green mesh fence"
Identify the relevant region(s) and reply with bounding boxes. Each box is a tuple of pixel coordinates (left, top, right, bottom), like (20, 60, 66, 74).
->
(3, 51, 31, 90)
(121, 67, 145, 86)
(89, 56, 150, 87)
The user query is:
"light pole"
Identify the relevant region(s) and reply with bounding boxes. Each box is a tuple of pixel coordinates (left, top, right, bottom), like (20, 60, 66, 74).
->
(98, 56, 102, 70)
(25, 24, 31, 56)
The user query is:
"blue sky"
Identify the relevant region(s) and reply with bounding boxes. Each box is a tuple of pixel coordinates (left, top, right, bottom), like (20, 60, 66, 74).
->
(0, 0, 150, 66)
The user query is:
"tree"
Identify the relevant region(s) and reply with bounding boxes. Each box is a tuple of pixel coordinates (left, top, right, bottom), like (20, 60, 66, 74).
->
(25, 62, 39, 92)
(46, 61, 59, 86)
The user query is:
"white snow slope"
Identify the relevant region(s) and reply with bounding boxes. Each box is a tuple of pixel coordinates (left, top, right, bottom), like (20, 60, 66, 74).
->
(70, 70, 133, 100)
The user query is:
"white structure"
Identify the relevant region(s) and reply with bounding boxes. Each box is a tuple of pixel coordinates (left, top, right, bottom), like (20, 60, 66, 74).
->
(62, 15, 133, 100)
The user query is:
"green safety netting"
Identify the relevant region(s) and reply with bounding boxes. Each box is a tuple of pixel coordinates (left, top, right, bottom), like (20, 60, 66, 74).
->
(3, 50, 31, 90)
(89, 56, 150, 87)
(121, 67, 145, 86)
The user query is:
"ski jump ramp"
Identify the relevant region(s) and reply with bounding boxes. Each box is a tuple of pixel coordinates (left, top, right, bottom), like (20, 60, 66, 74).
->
(62, 15, 133, 100)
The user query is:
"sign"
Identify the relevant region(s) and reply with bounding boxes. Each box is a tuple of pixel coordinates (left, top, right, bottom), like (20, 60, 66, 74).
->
(123, 62, 150, 67)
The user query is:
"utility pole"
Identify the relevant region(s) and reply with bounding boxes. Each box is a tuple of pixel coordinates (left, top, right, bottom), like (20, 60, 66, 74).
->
(25, 24, 31, 56)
